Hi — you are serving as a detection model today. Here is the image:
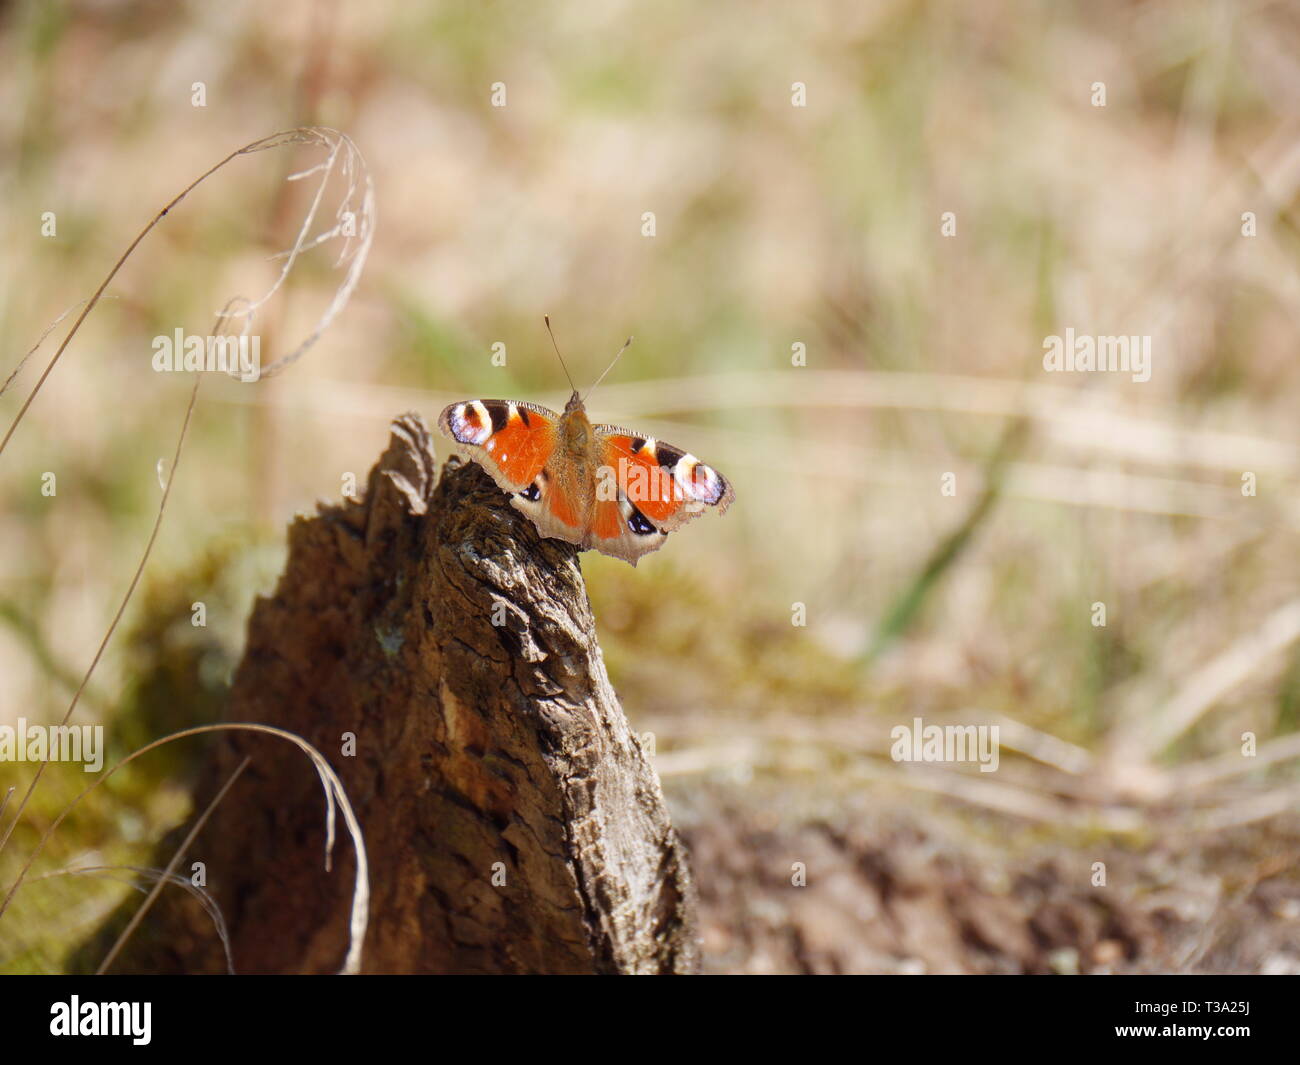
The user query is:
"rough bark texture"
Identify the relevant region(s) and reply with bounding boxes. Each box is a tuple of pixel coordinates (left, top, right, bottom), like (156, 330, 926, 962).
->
(99, 412, 699, 974)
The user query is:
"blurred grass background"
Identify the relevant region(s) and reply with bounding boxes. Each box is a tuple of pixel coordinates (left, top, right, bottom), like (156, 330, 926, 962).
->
(2, 0, 1299, 972)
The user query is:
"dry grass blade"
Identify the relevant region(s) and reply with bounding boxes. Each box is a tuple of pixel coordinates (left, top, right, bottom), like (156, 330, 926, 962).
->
(1118, 600, 1300, 760)
(218, 128, 375, 378)
(1172, 733, 1300, 792)
(0, 724, 369, 975)
(31, 866, 235, 975)
(96, 756, 250, 974)
(1195, 782, 1300, 832)
(0, 297, 112, 398)
(0, 126, 369, 456)
(0, 371, 202, 862)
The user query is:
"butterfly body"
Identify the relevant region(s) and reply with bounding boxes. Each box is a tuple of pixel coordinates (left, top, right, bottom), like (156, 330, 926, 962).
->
(438, 391, 733, 565)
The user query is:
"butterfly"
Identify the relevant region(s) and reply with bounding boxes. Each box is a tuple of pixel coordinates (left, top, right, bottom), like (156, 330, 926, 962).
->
(438, 323, 734, 566)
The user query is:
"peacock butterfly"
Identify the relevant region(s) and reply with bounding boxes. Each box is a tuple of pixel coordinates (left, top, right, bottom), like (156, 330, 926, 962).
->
(437, 321, 734, 566)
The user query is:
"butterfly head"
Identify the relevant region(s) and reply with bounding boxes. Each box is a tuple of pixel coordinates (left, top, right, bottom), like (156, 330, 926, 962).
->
(563, 390, 585, 415)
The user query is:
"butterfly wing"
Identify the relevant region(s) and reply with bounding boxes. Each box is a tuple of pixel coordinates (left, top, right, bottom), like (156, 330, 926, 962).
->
(585, 495, 670, 565)
(438, 399, 591, 550)
(592, 424, 734, 547)
(438, 399, 558, 494)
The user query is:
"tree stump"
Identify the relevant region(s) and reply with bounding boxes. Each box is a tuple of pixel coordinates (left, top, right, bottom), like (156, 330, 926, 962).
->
(97, 412, 700, 974)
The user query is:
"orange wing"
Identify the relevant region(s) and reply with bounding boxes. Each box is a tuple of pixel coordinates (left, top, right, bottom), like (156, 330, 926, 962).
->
(438, 400, 557, 492)
(595, 427, 734, 534)
(583, 495, 668, 566)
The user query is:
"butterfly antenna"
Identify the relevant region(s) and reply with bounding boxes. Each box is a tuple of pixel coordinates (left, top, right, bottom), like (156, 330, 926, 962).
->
(583, 334, 633, 403)
(543, 315, 578, 396)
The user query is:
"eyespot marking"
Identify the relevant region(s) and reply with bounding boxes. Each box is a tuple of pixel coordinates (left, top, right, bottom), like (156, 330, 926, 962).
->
(674, 454, 726, 505)
(627, 504, 658, 536)
(450, 401, 493, 445)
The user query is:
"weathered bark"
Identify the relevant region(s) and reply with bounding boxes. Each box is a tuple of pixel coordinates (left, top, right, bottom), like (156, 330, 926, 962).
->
(99, 412, 699, 974)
